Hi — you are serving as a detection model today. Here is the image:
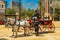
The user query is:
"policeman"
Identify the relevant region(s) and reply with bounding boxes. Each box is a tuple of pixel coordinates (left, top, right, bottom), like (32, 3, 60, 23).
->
(34, 10, 41, 19)
(33, 10, 41, 36)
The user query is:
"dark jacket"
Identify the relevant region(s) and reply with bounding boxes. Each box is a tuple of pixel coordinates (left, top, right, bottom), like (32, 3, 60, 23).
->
(34, 13, 41, 19)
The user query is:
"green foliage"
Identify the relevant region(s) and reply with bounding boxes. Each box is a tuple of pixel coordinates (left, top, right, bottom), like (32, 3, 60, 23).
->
(38, 0, 41, 5)
(55, 8, 60, 15)
(21, 9, 27, 17)
(57, 0, 60, 1)
(52, 8, 60, 20)
(5, 8, 16, 15)
(21, 8, 35, 17)
(5, 8, 16, 18)
(27, 9, 35, 17)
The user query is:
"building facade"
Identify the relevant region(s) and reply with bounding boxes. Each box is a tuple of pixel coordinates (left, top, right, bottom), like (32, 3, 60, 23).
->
(0, 0, 5, 20)
(0, 0, 5, 25)
(12, 2, 19, 12)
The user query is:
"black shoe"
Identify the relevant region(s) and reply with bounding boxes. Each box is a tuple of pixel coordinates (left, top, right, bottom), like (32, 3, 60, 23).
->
(36, 34, 38, 36)
(24, 33, 27, 36)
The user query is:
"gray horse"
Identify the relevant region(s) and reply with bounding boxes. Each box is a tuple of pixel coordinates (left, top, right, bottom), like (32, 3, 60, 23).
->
(5, 18, 30, 38)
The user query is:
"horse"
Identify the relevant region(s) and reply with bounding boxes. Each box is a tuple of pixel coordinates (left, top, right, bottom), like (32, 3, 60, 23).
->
(5, 17, 30, 38)
(5, 18, 18, 27)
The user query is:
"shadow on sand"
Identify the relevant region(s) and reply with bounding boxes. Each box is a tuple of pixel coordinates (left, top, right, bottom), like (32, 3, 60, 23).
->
(10, 31, 55, 38)
(0, 38, 8, 40)
(39, 31, 55, 34)
(33, 31, 55, 34)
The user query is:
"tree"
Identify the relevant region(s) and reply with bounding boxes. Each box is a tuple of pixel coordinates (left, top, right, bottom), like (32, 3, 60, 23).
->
(55, 8, 60, 15)
(5, 8, 16, 15)
(27, 9, 35, 17)
(22, 10, 27, 17)
(5, 8, 16, 18)
(52, 8, 60, 21)
(21, 8, 35, 18)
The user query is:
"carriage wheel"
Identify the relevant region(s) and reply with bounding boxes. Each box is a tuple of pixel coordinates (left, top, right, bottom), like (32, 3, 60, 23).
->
(48, 23, 55, 32)
(39, 25, 47, 32)
(39, 24, 43, 32)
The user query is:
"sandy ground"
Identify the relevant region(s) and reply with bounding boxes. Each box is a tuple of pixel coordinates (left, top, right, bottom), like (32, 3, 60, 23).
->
(53, 21, 60, 28)
(0, 25, 60, 40)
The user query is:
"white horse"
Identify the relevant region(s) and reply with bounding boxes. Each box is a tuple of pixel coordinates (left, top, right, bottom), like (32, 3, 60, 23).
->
(5, 18, 30, 37)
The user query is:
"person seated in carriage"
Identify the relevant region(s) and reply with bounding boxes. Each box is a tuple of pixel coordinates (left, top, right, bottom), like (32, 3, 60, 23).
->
(27, 17, 33, 29)
(43, 14, 53, 25)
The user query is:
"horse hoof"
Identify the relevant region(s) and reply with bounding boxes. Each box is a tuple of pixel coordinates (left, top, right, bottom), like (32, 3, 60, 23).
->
(12, 30, 14, 32)
(12, 35, 14, 36)
(14, 36, 17, 38)
(24, 34, 27, 36)
(36, 34, 39, 36)
(18, 31, 20, 32)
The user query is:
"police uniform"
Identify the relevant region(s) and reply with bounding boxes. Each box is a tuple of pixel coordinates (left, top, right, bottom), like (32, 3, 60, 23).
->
(32, 12, 41, 36)
(34, 19, 39, 36)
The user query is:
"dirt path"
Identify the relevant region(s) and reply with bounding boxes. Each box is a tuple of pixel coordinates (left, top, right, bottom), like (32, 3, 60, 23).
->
(0, 25, 60, 40)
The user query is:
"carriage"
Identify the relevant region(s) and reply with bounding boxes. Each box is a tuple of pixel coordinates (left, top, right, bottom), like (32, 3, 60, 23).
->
(31, 16, 55, 33)
(39, 20, 55, 32)
(38, 16, 55, 32)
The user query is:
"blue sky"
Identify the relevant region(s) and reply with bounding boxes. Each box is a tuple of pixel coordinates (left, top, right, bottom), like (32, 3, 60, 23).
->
(21, 0, 38, 10)
(3, 0, 10, 8)
(3, 0, 38, 10)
